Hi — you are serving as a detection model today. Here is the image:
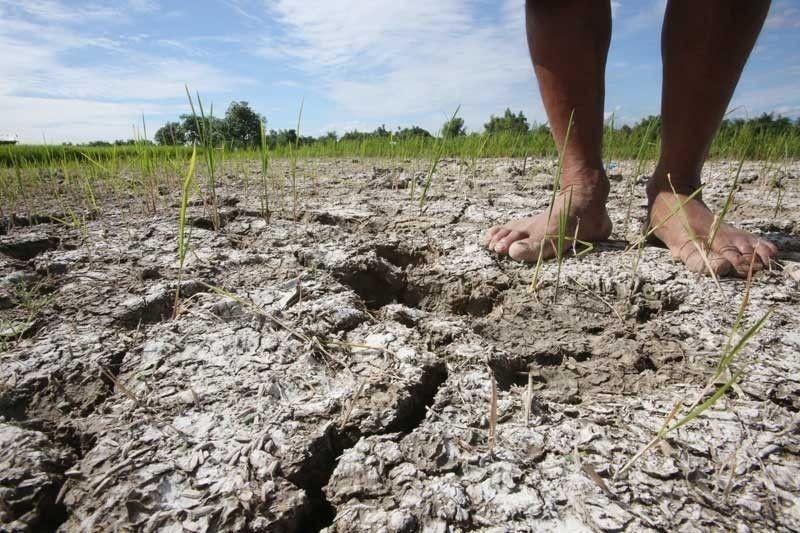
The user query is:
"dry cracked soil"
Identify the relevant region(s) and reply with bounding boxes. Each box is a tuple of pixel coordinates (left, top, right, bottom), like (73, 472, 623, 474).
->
(1, 157, 799, 532)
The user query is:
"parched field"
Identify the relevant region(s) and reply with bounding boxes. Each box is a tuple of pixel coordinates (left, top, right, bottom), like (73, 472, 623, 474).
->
(1, 157, 798, 532)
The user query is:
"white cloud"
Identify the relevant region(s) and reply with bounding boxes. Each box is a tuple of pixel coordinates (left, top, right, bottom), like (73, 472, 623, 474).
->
(225, 0, 265, 25)
(1, 96, 180, 142)
(731, 82, 800, 118)
(261, 0, 544, 133)
(0, 0, 158, 23)
(0, 1, 249, 142)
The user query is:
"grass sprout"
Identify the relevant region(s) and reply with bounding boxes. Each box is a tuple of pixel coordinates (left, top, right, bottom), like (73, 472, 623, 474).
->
(185, 85, 220, 230)
(708, 157, 744, 249)
(420, 105, 461, 208)
(259, 119, 271, 220)
(527, 110, 594, 298)
(663, 175, 723, 294)
(291, 97, 304, 221)
(622, 118, 658, 235)
(173, 144, 197, 318)
(616, 259, 771, 478)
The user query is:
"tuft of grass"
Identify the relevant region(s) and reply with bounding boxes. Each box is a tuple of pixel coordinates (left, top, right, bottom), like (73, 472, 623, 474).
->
(291, 97, 304, 221)
(173, 144, 197, 318)
(419, 105, 461, 208)
(528, 111, 574, 296)
(622, 117, 658, 236)
(527, 110, 594, 299)
(185, 86, 220, 230)
(616, 260, 771, 478)
(708, 157, 744, 249)
(259, 119, 271, 220)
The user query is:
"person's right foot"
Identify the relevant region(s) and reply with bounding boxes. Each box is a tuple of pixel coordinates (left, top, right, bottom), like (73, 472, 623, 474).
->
(482, 171, 612, 262)
(646, 177, 779, 277)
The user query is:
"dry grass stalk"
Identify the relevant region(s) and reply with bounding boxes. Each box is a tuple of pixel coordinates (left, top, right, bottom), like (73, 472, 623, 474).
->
(339, 380, 366, 429)
(664, 175, 723, 294)
(488, 370, 498, 451)
(523, 367, 534, 425)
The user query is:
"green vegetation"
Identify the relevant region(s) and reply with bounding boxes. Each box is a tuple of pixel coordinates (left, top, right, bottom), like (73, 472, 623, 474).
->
(419, 106, 461, 207)
(1, 107, 796, 240)
(441, 117, 466, 138)
(4, 112, 800, 168)
(173, 145, 197, 317)
(484, 108, 531, 135)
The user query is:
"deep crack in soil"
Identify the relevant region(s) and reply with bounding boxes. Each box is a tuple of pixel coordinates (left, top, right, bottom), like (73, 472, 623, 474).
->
(291, 361, 448, 532)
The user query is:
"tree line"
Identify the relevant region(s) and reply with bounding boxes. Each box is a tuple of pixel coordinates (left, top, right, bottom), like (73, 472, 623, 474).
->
(64, 102, 800, 149)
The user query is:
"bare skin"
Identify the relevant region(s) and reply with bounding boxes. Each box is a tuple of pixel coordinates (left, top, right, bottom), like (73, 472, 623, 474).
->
(485, 0, 779, 276)
(483, 171, 611, 262)
(647, 171, 779, 277)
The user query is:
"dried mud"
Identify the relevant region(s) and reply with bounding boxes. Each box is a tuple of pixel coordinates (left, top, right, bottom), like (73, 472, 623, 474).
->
(1, 158, 799, 532)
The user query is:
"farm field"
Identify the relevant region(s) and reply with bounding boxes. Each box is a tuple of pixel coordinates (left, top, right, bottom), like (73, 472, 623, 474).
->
(1, 153, 799, 532)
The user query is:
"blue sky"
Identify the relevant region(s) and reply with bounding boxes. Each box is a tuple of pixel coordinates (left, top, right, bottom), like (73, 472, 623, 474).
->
(1, 0, 799, 143)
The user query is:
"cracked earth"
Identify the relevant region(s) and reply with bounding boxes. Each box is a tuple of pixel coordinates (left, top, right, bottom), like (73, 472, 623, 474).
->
(1, 157, 799, 532)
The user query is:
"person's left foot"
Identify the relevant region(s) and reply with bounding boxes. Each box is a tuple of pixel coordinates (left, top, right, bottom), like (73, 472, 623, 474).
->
(646, 180, 779, 277)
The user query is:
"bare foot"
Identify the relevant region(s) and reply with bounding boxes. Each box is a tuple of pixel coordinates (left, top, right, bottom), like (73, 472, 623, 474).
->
(646, 179, 779, 277)
(483, 172, 612, 262)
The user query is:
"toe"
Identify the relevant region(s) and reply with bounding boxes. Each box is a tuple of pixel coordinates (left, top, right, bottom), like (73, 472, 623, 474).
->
(486, 227, 511, 249)
(731, 242, 766, 277)
(508, 237, 559, 263)
(482, 226, 503, 247)
(716, 242, 759, 277)
(715, 243, 744, 269)
(508, 239, 539, 262)
(707, 251, 734, 277)
(682, 245, 733, 277)
(754, 238, 778, 268)
(493, 230, 527, 254)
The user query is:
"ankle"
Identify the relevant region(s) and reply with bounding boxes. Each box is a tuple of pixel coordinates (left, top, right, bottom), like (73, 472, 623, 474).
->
(647, 164, 702, 200)
(559, 167, 610, 203)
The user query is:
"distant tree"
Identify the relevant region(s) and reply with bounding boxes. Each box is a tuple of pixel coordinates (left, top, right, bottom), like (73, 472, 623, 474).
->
(372, 124, 391, 138)
(320, 131, 338, 142)
(179, 114, 227, 146)
(154, 122, 186, 146)
(395, 126, 432, 140)
(484, 108, 530, 135)
(341, 130, 367, 142)
(224, 101, 263, 148)
(87, 140, 112, 147)
(628, 115, 661, 138)
(532, 123, 551, 136)
(266, 129, 298, 147)
(441, 117, 466, 137)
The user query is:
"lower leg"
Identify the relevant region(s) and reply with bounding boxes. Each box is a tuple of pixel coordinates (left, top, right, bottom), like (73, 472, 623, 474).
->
(648, 0, 778, 275)
(529, 0, 610, 189)
(485, 0, 612, 261)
